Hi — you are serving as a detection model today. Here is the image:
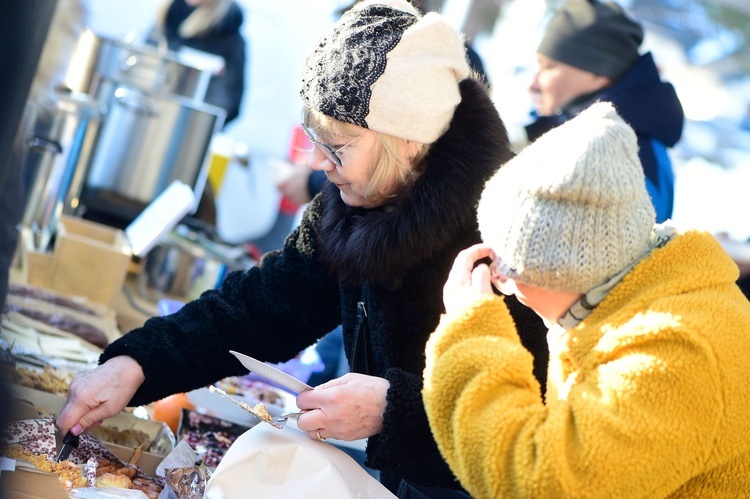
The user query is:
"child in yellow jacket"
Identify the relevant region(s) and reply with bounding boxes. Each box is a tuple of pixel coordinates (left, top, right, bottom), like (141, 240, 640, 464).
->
(423, 102, 750, 498)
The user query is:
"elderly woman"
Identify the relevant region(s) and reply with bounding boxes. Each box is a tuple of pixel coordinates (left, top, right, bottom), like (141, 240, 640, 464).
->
(57, 1, 547, 495)
(154, 0, 246, 124)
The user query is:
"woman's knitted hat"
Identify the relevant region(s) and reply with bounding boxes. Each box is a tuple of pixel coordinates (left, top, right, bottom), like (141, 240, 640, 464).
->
(477, 102, 655, 293)
(300, 0, 470, 144)
(538, 0, 643, 80)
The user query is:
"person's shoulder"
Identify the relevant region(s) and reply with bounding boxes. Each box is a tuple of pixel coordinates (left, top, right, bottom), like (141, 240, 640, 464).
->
(221, 2, 245, 32)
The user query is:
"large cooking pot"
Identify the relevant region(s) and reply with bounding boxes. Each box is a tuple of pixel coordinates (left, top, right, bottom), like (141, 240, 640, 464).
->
(137, 225, 254, 302)
(80, 85, 225, 223)
(65, 28, 212, 101)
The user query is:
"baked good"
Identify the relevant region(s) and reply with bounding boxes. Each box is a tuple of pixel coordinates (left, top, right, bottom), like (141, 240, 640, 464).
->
(3, 445, 87, 489)
(96, 472, 133, 489)
(3, 303, 109, 348)
(11, 365, 73, 395)
(252, 403, 272, 424)
(8, 284, 99, 316)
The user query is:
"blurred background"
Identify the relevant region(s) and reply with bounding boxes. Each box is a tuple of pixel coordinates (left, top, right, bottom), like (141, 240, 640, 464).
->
(83, 0, 750, 243)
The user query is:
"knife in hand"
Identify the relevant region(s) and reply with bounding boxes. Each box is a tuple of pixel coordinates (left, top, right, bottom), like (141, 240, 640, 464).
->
(56, 431, 80, 462)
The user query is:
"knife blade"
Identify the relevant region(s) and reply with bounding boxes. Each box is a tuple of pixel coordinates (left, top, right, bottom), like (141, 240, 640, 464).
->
(228, 350, 312, 394)
(56, 431, 79, 462)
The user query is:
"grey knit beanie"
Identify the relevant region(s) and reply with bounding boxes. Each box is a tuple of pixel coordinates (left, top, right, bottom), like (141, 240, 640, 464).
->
(538, 0, 643, 80)
(300, 0, 470, 144)
(477, 102, 655, 294)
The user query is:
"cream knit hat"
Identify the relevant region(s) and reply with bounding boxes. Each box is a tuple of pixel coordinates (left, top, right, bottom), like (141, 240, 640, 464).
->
(300, 0, 470, 144)
(477, 102, 655, 293)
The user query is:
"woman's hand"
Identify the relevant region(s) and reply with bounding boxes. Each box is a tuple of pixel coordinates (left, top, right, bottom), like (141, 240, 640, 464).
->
(443, 243, 496, 315)
(56, 356, 145, 436)
(295, 373, 389, 441)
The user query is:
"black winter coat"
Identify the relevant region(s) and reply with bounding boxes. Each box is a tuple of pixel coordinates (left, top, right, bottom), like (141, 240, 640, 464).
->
(163, 0, 246, 124)
(101, 78, 549, 489)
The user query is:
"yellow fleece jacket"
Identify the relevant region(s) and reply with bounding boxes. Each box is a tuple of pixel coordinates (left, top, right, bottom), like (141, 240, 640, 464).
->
(423, 231, 750, 498)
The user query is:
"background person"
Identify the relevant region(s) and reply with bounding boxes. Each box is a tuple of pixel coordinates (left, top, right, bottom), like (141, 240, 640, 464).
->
(276, 167, 328, 207)
(56, 1, 549, 495)
(153, 0, 246, 125)
(423, 102, 750, 498)
(526, 0, 683, 223)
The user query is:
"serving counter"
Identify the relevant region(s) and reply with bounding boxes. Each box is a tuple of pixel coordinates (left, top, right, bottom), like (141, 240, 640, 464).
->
(2, 236, 377, 497)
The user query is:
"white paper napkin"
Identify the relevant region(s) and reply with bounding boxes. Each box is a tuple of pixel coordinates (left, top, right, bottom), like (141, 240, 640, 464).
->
(204, 424, 395, 498)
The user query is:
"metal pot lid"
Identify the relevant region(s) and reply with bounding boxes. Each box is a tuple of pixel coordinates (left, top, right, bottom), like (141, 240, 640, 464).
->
(44, 88, 106, 120)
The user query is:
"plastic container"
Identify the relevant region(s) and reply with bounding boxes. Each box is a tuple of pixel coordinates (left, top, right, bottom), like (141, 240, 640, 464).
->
(157, 298, 185, 316)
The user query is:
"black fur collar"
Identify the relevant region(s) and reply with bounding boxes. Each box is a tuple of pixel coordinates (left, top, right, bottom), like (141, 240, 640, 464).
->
(316, 78, 512, 285)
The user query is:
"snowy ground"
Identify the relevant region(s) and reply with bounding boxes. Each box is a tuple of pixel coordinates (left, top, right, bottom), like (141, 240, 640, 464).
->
(672, 155, 750, 243)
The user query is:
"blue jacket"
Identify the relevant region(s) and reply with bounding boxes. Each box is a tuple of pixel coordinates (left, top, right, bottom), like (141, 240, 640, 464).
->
(526, 53, 684, 222)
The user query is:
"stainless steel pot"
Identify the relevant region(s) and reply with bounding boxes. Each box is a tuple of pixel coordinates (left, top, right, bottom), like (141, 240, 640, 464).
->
(80, 85, 225, 222)
(21, 90, 105, 250)
(65, 29, 212, 101)
(137, 226, 254, 302)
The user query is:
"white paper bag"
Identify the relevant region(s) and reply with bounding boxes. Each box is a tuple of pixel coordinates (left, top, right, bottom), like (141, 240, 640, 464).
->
(205, 424, 395, 499)
(215, 155, 281, 244)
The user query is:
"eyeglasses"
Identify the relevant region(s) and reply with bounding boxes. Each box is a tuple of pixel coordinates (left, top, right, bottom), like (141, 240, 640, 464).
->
(489, 250, 518, 284)
(300, 123, 365, 168)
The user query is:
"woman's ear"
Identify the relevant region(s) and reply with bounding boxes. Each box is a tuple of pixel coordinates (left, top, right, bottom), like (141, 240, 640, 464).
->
(592, 74, 613, 91)
(404, 139, 421, 163)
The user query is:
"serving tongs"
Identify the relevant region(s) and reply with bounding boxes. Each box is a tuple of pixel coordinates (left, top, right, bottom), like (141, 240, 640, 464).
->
(208, 385, 299, 429)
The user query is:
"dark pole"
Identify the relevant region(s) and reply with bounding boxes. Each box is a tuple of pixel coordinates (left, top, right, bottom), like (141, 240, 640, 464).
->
(0, 1, 58, 187)
(0, 3, 58, 491)
(0, 0, 57, 309)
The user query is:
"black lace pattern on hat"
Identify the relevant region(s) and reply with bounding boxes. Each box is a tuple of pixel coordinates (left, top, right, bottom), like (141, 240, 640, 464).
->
(300, 5, 418, 128)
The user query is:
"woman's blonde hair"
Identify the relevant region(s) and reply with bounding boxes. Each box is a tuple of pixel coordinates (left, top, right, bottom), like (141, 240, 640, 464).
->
(156, 0, 233, 39)
(302, 108, 429, 201)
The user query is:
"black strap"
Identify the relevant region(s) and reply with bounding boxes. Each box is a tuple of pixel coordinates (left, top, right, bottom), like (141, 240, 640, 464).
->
(397, 480, 472, 499)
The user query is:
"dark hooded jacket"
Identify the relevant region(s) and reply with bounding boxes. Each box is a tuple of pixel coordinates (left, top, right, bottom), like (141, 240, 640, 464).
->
(100, 78, 549, 490)
(526, 52, 684, 223)
(163, 0, 246, 124)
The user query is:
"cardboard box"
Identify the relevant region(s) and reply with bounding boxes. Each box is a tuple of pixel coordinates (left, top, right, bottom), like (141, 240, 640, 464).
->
(0, 451, 163, 499)
(0, 467, 69, 499)
(24, 251, 53, 289)
(0, 436, 163, 499)
(2, 394, 165, 499)
(108, 444, 163, 477)
(9, 384, 66, 416)
(49, 216, 133, 306)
